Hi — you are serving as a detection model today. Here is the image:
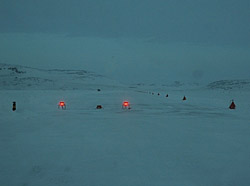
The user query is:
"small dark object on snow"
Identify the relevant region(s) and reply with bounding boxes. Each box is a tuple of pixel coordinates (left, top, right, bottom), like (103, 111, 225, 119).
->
(229, 100, 236, 109)
(97, 89, 101, 92)
(166, 94, 168, 97)
(158, 93, 160, 96)
(96, 105, 102, 109)
(12, 101, 16, 111)
(183, 96, 186, 101)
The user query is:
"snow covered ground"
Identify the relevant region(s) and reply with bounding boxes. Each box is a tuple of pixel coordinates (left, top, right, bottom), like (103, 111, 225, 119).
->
(1, 85, 250, 186)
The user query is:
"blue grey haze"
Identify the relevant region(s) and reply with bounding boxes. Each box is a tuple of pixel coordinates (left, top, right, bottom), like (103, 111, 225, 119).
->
(0, 0, 250, 83)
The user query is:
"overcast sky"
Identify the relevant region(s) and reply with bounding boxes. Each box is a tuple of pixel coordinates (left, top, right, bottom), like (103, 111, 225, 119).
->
(0, 0, 250, 83)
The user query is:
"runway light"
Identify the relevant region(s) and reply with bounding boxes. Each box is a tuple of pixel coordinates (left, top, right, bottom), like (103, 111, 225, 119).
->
(123, 101, 129, 106)
(122, 101, 131, 109)
(58, 101, 66, 109)
(59, 102, 65, 106)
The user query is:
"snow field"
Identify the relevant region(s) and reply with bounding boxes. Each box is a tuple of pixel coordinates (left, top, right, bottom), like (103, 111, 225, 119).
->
(0, 88, 250, 186)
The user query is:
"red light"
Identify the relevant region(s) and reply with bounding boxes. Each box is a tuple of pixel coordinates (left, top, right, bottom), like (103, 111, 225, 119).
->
(123, 101, 129, 106)
(58, 101, 66, 110)
(122, 101, 131, 109)
(59, 102, 65, 106)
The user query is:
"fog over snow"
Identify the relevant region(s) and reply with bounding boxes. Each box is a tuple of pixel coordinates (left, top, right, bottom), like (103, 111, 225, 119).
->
(0, 0, 250, 83)
(1, 67, 250, 185)
(1, 1, 250, 185)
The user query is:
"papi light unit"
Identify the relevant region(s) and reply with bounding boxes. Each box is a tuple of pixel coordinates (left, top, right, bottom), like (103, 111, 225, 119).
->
(58, 101, 66, 109)
(122, 101, 131, 109)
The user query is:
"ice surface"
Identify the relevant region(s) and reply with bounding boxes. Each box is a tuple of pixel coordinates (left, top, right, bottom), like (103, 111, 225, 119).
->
(1, 86, 250, 186)
(1, 64, 250, 186)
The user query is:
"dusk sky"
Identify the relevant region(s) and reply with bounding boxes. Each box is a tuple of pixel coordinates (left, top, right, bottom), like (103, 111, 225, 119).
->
(0, 0, 250, 83)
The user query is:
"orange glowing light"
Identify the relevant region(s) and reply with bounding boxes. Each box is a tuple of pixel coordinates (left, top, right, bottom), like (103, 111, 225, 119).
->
(123, 101, 129, 106)
(59, 102, 65, 106)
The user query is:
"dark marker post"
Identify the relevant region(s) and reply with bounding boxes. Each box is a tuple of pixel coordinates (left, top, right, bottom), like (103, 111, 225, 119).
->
(229, 100, 236, 109)
(12, 102, 16, 111)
